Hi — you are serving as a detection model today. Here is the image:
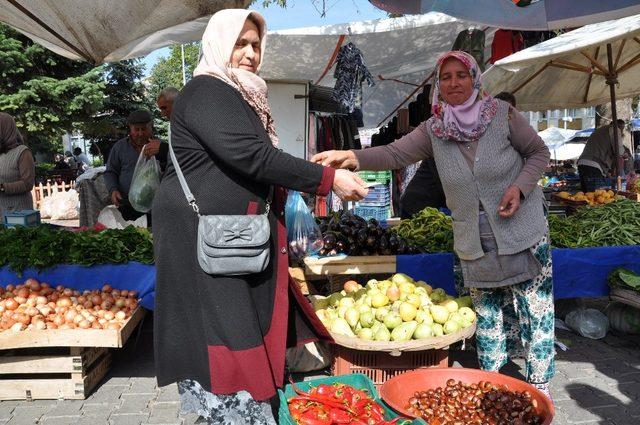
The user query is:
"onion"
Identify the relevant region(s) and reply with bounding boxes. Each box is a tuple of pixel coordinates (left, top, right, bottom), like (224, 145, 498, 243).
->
(78, 320, 91, 329)
(90, 294, 102, 306)
(5, 298, 18, 311)
(11, 322, 25, 332)
(13, 313, 31, 325)
(115, 311, 127, 321)
(115, 299, 126, 308)
(59, 323, 74, 329)
(91, 321, 102, 329)
(53, 316, 65, 326)
(104, 311, 115, 321)
(101, 300, 112, 310)
(102, 284, 112, 293)
(41, 282, 50, 289)
(6, 284, 15, 292)
(14, 296, 27, 305)
(64, 310, 77, 323)
(34, 320, 47, 330)
(111, 290, 120, 298)
(26, 297, 37, 307)
(26, 279, 41, 292)
(77, 296, 86, 304)
(16, 288, 29, 298)
(73, 314, 84, 324)
(48, 293, 59, 302)
(46, 322, 58, 329)
(38, 306, 52, 317)
(25, 307, 39, 317)
(57, 297, 72, 308)
(62, 288, 73, 297)
(106, 322, 121, 330)
(98, 318, 107, 326)
(120, 290, 129, 297)
(83, 300, 94, 309)
(36, 296, 48, 306)
(55, 285, 64, 292)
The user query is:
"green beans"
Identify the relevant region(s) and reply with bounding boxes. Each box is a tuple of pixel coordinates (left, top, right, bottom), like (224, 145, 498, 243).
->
(549, 200, 640, 248)
(394, 208, 454, 253)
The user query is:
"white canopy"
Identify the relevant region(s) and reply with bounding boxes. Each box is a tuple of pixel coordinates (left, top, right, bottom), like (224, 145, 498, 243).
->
(537, 126, 578, 149)
(0, 0, 249, 64)
(262, 13, 495, 128)
(482, 14, 640, 111)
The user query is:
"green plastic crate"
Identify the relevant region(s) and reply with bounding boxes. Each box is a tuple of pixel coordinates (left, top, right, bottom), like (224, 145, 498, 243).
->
(359, 170, 392, 183)
(278, 373, 425, 424)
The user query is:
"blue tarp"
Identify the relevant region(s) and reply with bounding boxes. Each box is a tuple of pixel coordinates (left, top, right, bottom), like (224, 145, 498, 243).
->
(0, 262, 156, 310)
(552, 246, 640, 299)
(396, 253, 456, 295)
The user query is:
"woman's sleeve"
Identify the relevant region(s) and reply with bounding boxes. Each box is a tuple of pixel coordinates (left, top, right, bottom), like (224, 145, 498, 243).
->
(508, 106, 551, 197)
(3, 150, 35, 195)
(184, 83, 334, 196)
(354, 122, 434, 171)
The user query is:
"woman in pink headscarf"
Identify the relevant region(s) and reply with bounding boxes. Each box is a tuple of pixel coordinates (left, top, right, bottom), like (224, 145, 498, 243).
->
(313, 51, 556, 399)
(152, 9, 368, 424)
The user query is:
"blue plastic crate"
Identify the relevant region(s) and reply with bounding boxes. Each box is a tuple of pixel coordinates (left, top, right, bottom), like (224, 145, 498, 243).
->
(3, 210, 41, 228)
(355, 205, 390, 221)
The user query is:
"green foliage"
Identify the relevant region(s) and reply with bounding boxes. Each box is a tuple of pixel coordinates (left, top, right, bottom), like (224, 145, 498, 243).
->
(0, 23, 104, 156)
(82, 59, 151, 159)
(0, 225, 154, 273)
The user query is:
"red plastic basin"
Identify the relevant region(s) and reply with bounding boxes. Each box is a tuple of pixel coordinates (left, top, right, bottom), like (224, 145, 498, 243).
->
(379, 368, 554, 424)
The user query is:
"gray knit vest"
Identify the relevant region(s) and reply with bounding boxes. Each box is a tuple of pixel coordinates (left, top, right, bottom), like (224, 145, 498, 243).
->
(429, 101, 547, 261)
(0, 145, 33, 216)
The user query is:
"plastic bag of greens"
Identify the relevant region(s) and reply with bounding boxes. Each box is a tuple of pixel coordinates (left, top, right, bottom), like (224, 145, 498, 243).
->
(128, 145, 160, 213)
(565, 308, 609, 340)
(286, 191, 323, 259)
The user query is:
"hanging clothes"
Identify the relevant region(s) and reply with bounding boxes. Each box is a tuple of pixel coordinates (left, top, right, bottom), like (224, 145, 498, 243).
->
(452, 29, 486, 71)
(490, 30, 524, 64)
(332, 42, 375, 113)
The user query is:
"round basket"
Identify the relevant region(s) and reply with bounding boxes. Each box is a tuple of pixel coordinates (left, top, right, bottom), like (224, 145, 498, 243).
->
(329, 322, 476, 355)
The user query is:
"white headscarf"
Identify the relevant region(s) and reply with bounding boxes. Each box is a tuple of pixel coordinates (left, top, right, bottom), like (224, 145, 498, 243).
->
(194, 9, 278, 146)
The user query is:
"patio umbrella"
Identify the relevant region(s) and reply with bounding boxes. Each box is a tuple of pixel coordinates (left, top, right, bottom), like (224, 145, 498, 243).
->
(369, 0, 640, 31)
(482, 13, 640, 179)
(0, 0, 249, 64)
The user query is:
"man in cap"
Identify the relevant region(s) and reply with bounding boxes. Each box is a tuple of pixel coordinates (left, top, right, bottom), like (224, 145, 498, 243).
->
(104, 109, 162, 222)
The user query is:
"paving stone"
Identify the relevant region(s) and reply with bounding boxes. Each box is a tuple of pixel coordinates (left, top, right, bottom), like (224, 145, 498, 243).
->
(146, 405, 179, 424)
(9, 405, 49, 421)
(41, 416, 81, 424)
(0, 402, 19, 420)
(80, 402, 120, 414)
(154, 386, 179, 404)
(114, 395, 152, 415)
(76, 410, 113, 425)
(85, 386, 128, 403)
(125, 378, 157, 395)
(179, 413, 201, 425)
(555, 399, 607, 424)
(102, 377, 132, 387)
(108, 413, 150, 425)
(41, 401, 83, 418)
(6, 416, 43, 425)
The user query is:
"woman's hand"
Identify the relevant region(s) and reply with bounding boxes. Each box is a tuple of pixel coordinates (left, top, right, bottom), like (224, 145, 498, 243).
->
(332, 170, 369, 201)
(498, 185, 522, 218)
(311, 150, 359, 170)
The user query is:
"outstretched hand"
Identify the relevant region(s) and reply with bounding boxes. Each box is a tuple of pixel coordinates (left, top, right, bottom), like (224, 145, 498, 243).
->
(311, 150, 358, 170)
(332, 169, 369, 201)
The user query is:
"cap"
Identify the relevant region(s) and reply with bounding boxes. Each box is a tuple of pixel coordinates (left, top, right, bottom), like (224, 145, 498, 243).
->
(127, 109, 153, 125)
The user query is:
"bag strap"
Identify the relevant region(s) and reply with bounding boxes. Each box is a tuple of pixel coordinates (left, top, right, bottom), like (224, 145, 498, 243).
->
(167, 126, 272, 216)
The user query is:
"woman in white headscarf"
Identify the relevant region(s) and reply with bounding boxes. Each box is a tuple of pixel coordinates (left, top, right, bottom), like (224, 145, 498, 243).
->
(152, 9, 367, 424)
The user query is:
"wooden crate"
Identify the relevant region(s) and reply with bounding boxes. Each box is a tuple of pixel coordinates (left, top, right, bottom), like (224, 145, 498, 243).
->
(0, 346, 111, 400)
(0, 307, 144, 350)
(304, 255, 397, 277)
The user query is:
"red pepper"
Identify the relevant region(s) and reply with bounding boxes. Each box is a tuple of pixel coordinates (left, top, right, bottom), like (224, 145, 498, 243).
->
(316, 384, 335, 397)
(289, 395, 355, 414)
(329, 408, 352, 424)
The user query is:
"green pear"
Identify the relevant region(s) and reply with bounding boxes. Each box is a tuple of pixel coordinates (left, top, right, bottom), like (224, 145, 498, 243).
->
(399, 302, 418, 322)
(375, 307, 390, 322)
(443, 320, 462, 335)
(357, 328, 374, 340)
(359, 311, 376, 328)
(458, 307, 476, 323)
(330, 318, 355, 337)
(432, 323, 444, 337)
(430, 305, 450, 324)
(374, 325, 391, 342)
(383, 312, 403, 330)
(391, 321, 418, 342)
(413, 323, 434, 339)
(345, 308, 360, 328)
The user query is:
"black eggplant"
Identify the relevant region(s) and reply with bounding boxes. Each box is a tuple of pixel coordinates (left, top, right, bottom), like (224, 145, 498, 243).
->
(356, 229, 368, 245)
(366, 235, 377, 248)
(323, 233, 337, 250)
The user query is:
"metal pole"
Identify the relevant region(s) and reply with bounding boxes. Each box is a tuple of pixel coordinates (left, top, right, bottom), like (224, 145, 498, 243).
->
(606, 43, 622, 187)
(181, 44, 187, 86)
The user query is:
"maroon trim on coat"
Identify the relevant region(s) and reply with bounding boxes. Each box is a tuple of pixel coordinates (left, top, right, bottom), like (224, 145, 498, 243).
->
(207, 187, 290, 402)
(288, 276, 333, 342)
(317, 167, 335, 197)
(247, 201, 258, 215)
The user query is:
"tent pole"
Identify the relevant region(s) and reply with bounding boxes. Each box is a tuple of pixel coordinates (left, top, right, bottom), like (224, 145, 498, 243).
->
(606, 43, 622, 188)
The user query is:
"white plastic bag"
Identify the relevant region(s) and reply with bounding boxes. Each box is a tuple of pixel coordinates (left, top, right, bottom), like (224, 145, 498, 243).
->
(97, 205, 147, 229)
(39, 190, 79, 220)
(565, 308, 609, 339)
(128, 145, 160, 213)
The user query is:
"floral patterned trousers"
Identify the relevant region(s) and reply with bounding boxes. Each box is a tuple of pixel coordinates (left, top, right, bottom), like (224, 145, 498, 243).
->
(469, 236, 556, 384)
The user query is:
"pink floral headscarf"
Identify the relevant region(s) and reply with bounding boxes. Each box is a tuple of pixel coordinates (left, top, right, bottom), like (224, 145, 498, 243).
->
(194, 9, 279, 147)
(430, 51, 498, 143)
